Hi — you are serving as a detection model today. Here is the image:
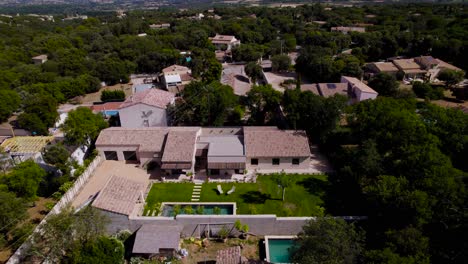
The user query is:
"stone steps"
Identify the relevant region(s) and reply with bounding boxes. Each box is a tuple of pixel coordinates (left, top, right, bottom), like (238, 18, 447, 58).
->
(191, 182, 203, 202)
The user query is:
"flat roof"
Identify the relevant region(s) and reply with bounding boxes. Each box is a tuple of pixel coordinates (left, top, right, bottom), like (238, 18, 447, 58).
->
(92, 175, 146, 216)
(133, 224, 182, 254)
(199, 135, 245, 157)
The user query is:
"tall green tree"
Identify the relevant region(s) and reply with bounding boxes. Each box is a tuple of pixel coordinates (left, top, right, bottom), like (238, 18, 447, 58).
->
(246, 85, 282, 125)
(368, 73, 399, 97)
(169, 81, 240, 126)
(0, 90, 20, 122)
(6, 160, 46, 200)
(244, 62, 263, 84)
(61, 107, 108, 146)
(271, 54, 291, 72)
(437, 69, 464, 89)
(291, 218, 365, 264)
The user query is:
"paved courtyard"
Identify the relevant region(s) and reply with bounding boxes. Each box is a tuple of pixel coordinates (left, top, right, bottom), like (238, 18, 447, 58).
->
(72, 160, 151, 209)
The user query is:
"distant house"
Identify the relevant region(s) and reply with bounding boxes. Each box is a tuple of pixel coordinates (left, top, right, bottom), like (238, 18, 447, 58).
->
(209, 34, 241, 51)
(91, 102, 122, 117)
(95, 126, 311, 176)
(149, 23, 170, 29)
(391, 58, 426, 79)
(414, 56, 463, 81)
(331, 26, 366, 34)
(341, 76, 378, 102)
(300, 77, 378, 103)
(366, 62, 399, 77)
(32, 54, 47, 65)
(118, 89, 175, 128)
(161, 65, 192, 93)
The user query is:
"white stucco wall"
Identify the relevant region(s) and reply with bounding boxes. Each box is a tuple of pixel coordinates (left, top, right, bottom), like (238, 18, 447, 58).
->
(119, 104, 168, 128)
(356, 90, 377, 102)
(245, 157, 309, 171)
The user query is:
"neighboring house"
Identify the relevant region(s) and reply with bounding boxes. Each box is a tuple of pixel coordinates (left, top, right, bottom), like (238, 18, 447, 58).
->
(300, 77, 378, 103)
(209, 34, 241, 51)
(161, 65, 193, 93)
(32, 54, 47, 65)
(366, 62, 399, 77)
(118, 89, 175, 128)
(302, 83, 349, 98)
(331, 26, 366, 34)
(341, 76, 379, 103)
(414, 56, 463, 81)
(95, 126, 311, 176)
(149, 23, 170, 29)
(391, 58, 426, 79)
(91, 102, 122, 117)
(0, 136, 53, 165)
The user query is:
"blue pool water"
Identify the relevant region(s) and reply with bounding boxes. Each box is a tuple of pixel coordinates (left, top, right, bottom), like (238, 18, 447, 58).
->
(161, 204, 234, 216)
(104, 110, 119, 116)
(268, 239, 296, 263)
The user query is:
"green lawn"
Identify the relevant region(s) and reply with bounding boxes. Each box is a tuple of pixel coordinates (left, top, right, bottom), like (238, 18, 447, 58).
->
(144, 182, 194, 215)
(144, 174, 328, 217)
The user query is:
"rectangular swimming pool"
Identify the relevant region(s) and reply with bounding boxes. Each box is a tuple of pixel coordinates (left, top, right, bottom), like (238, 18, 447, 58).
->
(264, 236, 297, 263)
(160, 202, 236, 216)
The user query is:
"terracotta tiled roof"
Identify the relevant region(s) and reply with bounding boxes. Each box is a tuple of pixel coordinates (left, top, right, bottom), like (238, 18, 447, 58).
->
(119, 89, 175, 109)
(162, 65, 190, 74)
(162, 129, 199, 163)
(342, 76, 378, 94)
(91, 102, 122, 112)
(216, 246, 242, 264)
(393, 59, 422, 70)
(92, 175, 146, 216)
(95, 127, 169, 152)
(243, 127, 310, 158)
(371, 62, 399, 72)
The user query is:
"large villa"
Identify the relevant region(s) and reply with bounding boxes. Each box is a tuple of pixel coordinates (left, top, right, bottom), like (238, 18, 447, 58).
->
(95, 126, 312, 178)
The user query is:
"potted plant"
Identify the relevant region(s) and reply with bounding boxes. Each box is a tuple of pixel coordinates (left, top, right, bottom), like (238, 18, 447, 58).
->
(218, 226, 230, 242)
(196, 205, 204, 215)
(173, 204, 181, 216)
(184, 205, 193, 215)
(213, 206, 221, 215)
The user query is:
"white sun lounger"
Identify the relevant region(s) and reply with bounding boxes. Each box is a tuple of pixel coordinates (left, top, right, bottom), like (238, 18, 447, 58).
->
(217, 184, 224, 194)
(227, 186, 236, 195)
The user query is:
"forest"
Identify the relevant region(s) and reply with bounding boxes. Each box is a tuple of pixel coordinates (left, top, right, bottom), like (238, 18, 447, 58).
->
(0, 3, 467, 263)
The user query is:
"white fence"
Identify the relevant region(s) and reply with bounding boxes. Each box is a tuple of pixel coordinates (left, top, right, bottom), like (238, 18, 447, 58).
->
(50, 155, 103, 214)
(7, 155, 103, 264)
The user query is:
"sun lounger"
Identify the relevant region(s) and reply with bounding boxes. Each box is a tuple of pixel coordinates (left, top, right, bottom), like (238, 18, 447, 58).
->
(217, 184, 224, 194)
(227, 186, 236, 195)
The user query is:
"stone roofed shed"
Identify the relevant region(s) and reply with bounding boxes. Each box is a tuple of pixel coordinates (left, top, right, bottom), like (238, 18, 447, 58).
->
(210, 33, 241, 51)
(92, 175, 146, 216)
(118, 89, 175, 128)
(132, 224, 182, 258)
(243, 126, 311, 171)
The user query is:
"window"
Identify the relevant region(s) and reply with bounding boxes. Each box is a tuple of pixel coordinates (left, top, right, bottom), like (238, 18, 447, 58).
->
(272, 158, 280, 165)
(123, 151, 137, 161)
(251, 158, 258, 165)
(292, 158, 300, 165)
(104, 151, 118, 160)
(210, 169, 220, 175)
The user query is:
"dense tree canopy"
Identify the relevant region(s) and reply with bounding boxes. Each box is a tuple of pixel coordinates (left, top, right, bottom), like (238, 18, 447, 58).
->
(4, 160, 47, 200)
(62, 107, 108, 146)
(292, 218, 364, 264)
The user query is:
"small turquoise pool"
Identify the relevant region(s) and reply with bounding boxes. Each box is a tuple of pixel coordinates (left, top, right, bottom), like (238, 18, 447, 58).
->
(160, 203, 235, 216)
(265, 237, 297, 263)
